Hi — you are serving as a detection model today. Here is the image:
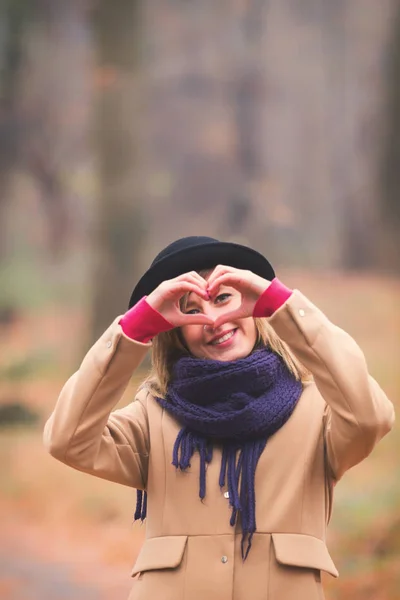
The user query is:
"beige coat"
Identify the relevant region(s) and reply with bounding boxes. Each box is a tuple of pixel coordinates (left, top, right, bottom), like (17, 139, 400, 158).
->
(43, 291, 395, 600)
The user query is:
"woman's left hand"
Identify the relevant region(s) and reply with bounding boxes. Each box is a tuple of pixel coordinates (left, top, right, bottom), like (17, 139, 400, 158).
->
(206, 265, 271, 328)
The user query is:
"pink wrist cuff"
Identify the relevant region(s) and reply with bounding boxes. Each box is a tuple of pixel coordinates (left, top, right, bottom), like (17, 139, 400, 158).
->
(253, 278, 293, 318)
(119, 297, 173, 343)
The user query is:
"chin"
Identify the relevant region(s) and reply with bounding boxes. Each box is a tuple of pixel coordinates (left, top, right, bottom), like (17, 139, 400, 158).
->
(215, 348, 252, 362)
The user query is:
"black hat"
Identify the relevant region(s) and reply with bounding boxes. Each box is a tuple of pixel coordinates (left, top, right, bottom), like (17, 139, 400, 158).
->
(128, 236, 275, 308)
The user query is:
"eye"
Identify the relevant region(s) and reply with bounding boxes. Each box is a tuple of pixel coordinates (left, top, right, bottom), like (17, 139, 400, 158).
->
(185, 307, 200, 315)
(215, 293, 231, 304)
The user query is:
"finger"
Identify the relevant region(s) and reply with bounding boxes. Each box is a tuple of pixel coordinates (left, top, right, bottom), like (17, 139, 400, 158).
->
(213, 309, 243, 329)
(206, 265, 237, 288)
(175, 274, 208, 297)
(176, 271, 208, 288)
(176, 274, 209, 299)
(177, 313, 215, 326)
(162, 273, 207, 293)
(165, 281, 209, 301)
(207, 272, 246, 296)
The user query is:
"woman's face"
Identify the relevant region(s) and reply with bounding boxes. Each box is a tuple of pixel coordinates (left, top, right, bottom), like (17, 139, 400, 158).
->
(179, 283, 257, 361)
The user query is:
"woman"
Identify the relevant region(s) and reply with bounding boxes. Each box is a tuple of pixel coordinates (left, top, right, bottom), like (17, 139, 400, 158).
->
(44, 236, 395, 600)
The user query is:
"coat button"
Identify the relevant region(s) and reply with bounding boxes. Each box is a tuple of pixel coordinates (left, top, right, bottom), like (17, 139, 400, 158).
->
(106, 341, 112, 348)
(298, 309, 305, 317)
(221, 556, 228, 564)
(224, 491, 229, 499)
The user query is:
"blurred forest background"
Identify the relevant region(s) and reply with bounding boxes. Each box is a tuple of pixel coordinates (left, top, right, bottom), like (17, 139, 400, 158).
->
(0, 1, 399, 599)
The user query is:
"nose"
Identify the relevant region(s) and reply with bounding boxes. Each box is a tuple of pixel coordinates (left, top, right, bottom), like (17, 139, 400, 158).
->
(201, 303, 220, 332)
(203, 312, 225, 334)
(201, 300, 230, 333)
(202, 302, 223, 322)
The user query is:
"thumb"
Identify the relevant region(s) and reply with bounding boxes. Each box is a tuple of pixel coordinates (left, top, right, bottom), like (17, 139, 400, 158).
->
(181, 313, 215, 326)
(213, 310, 241, 329)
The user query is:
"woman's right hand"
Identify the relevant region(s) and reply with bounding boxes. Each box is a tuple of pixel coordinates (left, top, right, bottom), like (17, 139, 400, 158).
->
(146, 272, 214, 328)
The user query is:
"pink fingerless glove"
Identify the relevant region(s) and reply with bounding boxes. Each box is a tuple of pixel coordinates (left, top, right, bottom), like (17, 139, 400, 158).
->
(253, 278, 293, 317)
(119, 297, 174, 343)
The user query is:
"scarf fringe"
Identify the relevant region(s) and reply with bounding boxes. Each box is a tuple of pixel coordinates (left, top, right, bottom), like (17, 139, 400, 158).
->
(134, 428, 267, 561)
(133, 429, 268, 560)
(134, 489, 147, 522)
(134, 434, 267, 560)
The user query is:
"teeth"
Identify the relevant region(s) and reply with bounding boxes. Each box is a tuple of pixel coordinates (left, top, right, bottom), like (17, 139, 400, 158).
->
(211, 330, 235, 345)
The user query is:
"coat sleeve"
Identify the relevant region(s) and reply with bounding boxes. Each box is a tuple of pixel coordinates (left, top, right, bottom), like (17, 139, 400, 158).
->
(268, 291, 395, 481)
(43, 317, 151, 490)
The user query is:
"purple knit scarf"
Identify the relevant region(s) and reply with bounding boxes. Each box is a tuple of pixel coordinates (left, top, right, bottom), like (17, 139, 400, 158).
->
(135, 347, 302, 559)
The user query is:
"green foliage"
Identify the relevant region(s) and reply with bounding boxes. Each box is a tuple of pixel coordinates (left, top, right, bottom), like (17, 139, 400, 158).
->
(381, 3, 400, 230)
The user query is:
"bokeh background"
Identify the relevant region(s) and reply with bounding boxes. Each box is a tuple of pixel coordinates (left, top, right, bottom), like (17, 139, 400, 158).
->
(0, 1, 399, 599)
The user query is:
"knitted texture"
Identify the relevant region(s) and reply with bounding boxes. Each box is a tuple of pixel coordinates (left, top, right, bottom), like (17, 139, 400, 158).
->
(135, 348, 303, 559)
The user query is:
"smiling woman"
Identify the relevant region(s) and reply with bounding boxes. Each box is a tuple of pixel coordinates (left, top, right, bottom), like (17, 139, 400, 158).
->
(43, 236, 395, 600)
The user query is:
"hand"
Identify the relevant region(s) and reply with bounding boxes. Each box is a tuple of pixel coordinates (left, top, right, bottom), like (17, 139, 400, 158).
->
(206, 265, 271, 329)
(146, 272, 214, 328)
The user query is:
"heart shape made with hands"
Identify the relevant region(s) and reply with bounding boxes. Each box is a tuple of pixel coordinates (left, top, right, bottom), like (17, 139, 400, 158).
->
(146, 266, 270, 329)
(205, 265, 271, 329)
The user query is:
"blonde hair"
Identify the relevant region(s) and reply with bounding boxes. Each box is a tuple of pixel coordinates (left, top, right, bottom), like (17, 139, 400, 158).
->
(141, 269, 311, 397)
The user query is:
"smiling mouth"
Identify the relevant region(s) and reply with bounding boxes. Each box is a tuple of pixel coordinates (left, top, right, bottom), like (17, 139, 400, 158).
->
(209, 329, 237, 345)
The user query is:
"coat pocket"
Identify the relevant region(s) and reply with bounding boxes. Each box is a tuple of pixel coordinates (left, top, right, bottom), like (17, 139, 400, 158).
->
(269, 533, 338, 600)
(129, 536, 188, 600)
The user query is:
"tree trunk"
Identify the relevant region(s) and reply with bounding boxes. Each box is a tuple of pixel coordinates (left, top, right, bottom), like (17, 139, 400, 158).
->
(91, 0, 146, 341)
(224, 0, 266, 237)
(380, 2, 400, 270)
(322, 0, 383, 270)
(0, 0, 27, 260)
